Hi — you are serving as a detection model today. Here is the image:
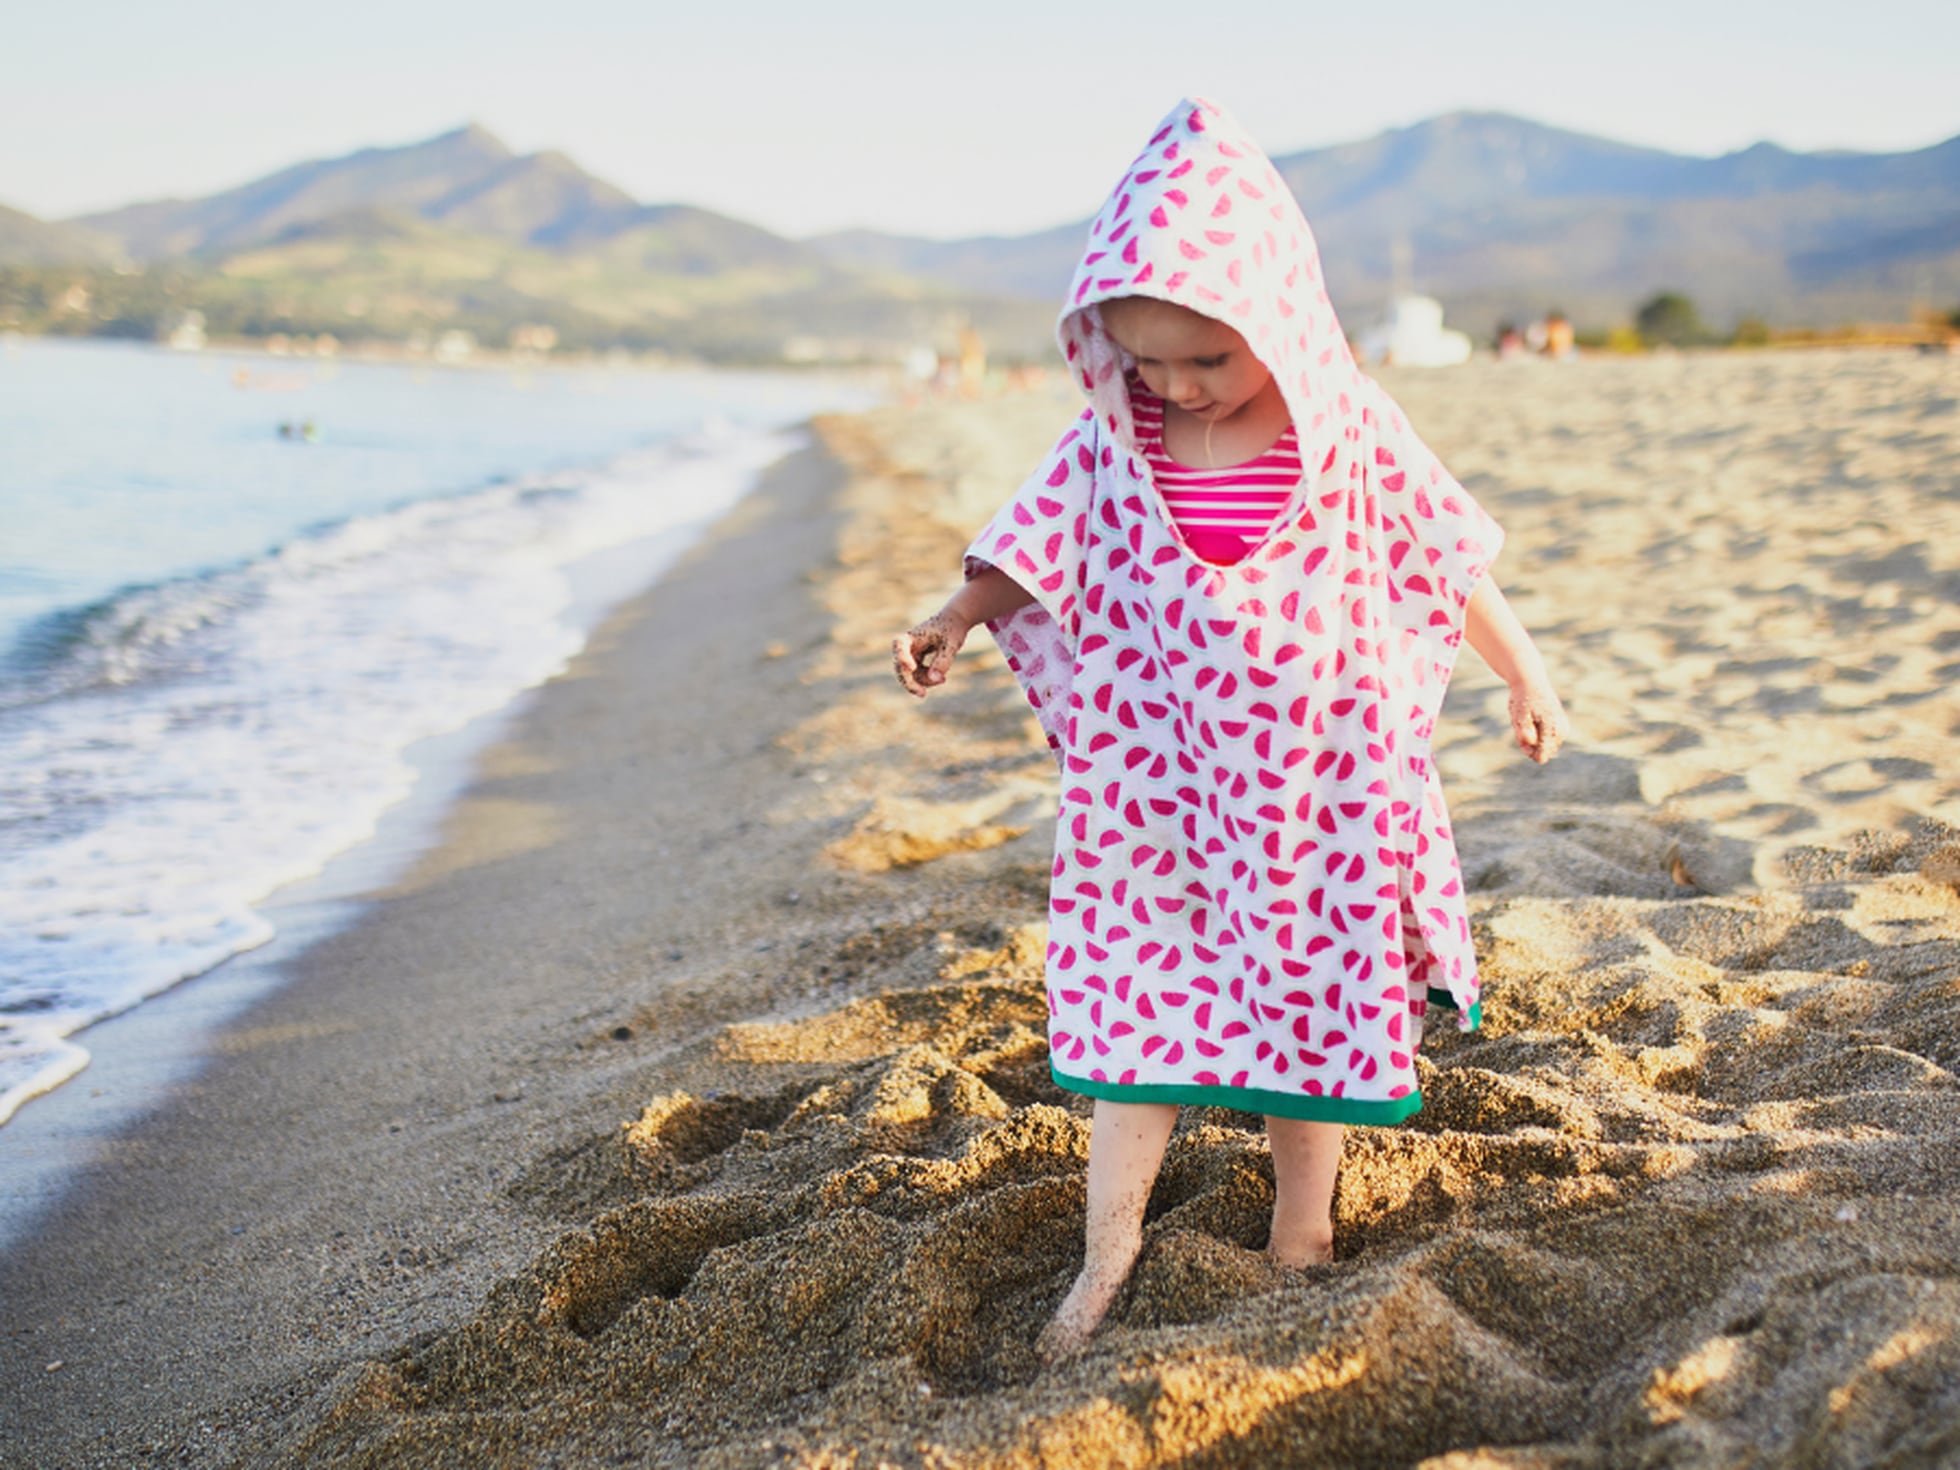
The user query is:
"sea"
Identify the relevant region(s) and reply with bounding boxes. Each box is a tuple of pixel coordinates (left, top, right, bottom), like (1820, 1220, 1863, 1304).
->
(0, 335, 873, 1124)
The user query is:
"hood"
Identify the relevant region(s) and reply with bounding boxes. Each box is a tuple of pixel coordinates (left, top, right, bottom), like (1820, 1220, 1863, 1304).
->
(1058, 97, 1361, 482)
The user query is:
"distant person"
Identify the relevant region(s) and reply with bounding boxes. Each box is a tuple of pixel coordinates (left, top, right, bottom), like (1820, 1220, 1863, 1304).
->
(1544, 310, 1575, 360)
(891, 98, 1566, 1361)
(958, 323, 987, 399)
(1496, 322, 1526, 359)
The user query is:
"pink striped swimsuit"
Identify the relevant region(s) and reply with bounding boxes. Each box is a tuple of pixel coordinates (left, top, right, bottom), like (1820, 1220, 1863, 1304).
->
(1129, 376, 1303, 565)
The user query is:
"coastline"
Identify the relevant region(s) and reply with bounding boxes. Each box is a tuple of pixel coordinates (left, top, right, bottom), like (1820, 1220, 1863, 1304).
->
(0, 334, 856, 1130)
(5, 356, 1960, 1467)
(0, 684, 563, 1255)
(0, 436, 885, 1461)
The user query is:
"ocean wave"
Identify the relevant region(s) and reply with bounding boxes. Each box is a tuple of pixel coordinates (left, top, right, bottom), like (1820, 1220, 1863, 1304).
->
(0, 568, 265, 707)
(0, 420, 801, 1124)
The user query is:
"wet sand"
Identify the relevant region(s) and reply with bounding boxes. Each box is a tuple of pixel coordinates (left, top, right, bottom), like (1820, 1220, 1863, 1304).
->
(4, 350, 1960, 1467)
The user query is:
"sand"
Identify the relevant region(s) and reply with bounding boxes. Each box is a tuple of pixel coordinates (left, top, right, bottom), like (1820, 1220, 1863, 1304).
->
(3, 349, 1959, 1468)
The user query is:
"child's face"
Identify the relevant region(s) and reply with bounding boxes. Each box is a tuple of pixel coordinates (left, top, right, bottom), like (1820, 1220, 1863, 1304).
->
(1099, 296, 1277, 425)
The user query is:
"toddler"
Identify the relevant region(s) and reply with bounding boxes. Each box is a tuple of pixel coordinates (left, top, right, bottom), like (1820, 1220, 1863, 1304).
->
(892, 98, 1566, 1361)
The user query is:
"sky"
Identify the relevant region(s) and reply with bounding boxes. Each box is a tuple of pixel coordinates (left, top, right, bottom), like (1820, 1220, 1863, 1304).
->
(5, 0, 1958, 241)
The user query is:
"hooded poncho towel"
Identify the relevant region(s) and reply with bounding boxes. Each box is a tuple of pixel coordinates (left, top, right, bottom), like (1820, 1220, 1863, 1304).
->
(964, 98, 1504, 1125)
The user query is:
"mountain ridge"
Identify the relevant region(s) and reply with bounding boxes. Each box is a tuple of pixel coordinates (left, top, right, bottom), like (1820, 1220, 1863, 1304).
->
(6, 111, 1956, 354)
(808, 111, 1960, 325)
(0, 202, 122, 267)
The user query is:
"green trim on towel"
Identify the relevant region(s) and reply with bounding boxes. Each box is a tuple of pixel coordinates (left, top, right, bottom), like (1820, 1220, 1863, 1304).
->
(1050, 1063, 1424, 1126)
(1426, 985, 1483, 1031)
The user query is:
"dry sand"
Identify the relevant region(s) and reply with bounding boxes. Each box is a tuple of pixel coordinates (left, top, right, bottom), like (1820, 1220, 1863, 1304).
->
(4, 349, 1959, 1468)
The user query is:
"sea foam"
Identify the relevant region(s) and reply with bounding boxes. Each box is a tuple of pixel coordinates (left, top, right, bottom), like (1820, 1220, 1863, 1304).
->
(0, 422, 801, 1122)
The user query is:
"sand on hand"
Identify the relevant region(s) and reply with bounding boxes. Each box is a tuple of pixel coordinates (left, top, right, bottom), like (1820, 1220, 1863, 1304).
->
(9, 352, 1960, 1468)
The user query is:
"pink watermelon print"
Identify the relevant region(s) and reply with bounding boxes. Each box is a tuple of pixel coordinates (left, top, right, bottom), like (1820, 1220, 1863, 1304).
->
(963, 98, 1503, 1125)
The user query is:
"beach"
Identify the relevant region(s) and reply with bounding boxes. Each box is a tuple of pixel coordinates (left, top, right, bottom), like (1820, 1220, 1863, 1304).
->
(3, 348, 1959, 1467)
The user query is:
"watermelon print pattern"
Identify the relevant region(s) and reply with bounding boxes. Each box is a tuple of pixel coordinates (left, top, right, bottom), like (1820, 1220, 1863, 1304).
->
(962, 98, 1504, 1126)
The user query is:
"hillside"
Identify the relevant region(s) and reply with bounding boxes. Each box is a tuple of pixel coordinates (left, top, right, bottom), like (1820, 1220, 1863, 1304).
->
(19, 125, 1066, 361)
(10, 113, 1958, 358)
(811, 113, 1960, 331)
(68, 124, 833, 278)
(1, 195, 1056, 362)
(75, 124, 528, 260)
(0, 202, 122, 267)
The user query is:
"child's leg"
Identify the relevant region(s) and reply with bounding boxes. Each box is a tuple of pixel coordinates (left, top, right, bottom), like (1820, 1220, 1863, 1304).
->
(1036, 1098, 1177, 1361)
(1264, 1117, 1343, 1266)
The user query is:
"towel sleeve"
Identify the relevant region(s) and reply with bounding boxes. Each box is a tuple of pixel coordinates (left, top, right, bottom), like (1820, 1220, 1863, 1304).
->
(962, 408, 1101, 759)
(1368, 384, 1505, 713)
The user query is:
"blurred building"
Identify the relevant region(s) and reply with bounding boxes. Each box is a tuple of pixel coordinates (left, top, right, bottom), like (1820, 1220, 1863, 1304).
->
(434, 329, 477, 364)
(165, 310, 206, 352)
(1358, 295, 1473, 367)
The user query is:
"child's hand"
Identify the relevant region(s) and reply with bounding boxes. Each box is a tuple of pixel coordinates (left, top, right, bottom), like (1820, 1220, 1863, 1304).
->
(892, 612, 971, 697)
(1508, 679, 1569, 764)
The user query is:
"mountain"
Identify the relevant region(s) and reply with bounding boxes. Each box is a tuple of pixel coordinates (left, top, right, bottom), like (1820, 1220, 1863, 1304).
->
(76, 124, 524, 260)
(67, 124, 836, 279)
(419, 146, 639, 245)
(812, 113, 1960, 330)
(808, 223, 1087, 302)
(23, 125, 1043, 361)
(569, 204, 815, 274)
(0, 201, 122, 267)
(62, 125, 880, 298)
(15, 113, 1958, 358)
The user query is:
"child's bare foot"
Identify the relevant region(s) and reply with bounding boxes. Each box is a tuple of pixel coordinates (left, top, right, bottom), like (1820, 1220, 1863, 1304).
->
(1263, 1218, 1335, 1269)
(1035, 1264, 1129, 1363)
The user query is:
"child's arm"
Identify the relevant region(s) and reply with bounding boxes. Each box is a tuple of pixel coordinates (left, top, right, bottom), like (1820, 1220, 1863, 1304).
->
(892, 567, 1037, 698)
(1464, 576, 1568, 763)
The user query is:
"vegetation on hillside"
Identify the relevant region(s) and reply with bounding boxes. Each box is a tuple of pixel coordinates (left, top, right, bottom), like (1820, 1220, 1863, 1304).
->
(6, 113, 1955, 364)
(0, 229, 1056, 366)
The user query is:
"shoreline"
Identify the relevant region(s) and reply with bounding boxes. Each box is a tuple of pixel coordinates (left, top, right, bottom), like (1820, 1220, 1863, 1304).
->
(0, 689, 537, 1253)
(0, 510, 731, 1134)
(0, 329, 904, 381)
(0, 352, 845, 1131)
(0, 434, 879, 1461)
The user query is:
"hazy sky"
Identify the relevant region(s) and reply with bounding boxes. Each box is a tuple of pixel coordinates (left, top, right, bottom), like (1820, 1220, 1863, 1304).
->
(5, 0, 1957, 240)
